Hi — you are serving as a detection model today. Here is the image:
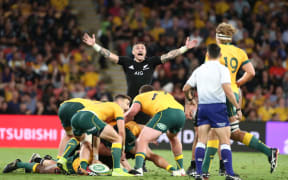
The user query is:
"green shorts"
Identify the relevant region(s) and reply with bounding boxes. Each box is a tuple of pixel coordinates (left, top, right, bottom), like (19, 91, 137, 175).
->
(226, 92, 239, 117)
(71, 111, 107, 137)
(146, 108, 186, 134)
(101, 127, 136, 153)
(58, 102, 84, 128)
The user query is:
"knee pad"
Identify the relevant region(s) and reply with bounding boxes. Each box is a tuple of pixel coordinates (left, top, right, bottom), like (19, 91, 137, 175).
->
(230, 120, 240, 133)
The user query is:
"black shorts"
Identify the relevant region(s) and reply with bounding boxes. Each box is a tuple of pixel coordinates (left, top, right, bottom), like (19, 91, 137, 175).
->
(101, 127, 136, 153)
(134, 111, 151, 125)
(99, 156, 113, 169)
(99, 152, 135, 169)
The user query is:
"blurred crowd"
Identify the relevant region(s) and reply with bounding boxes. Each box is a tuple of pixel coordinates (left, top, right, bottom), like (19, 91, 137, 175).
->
(0, 0, 112, 115)
(96, 0, 288, 121)
(0, 0, 287, 122)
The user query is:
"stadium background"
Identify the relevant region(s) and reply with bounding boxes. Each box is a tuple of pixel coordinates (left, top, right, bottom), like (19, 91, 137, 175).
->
(0, 0, 287, 179)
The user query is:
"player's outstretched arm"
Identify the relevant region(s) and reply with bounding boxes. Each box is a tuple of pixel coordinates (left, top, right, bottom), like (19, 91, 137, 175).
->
(236, 62, 255, 87)
(83, 33, 119, 63)
(160, 37, 198, 63)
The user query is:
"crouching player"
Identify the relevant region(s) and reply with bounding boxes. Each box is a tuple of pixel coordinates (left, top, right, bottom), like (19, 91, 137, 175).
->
(99, 121, 178, 174)
(125, 85, 186, 176)
(57, 98, 99, 157)
(3, 141, 93, 175)
(57, 95, 133, 176)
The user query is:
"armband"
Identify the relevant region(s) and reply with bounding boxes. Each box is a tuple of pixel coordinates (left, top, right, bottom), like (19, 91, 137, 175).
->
(93, 43, 102, 52)
(179, 46, 188, 54)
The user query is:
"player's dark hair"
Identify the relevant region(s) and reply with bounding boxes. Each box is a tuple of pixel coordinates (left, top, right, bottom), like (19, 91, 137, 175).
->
(207, 44, 221, 59)
(114, 94, 131, 102)
(139, 85, 154, 94)
(133, 42, 146, 48)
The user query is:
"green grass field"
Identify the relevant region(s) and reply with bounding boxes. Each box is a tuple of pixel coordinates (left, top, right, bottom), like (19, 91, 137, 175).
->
(0, 148, 287, 180)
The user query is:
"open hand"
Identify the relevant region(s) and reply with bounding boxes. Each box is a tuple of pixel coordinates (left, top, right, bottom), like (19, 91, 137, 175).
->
(83, 33, 96, 46)
(185, 37, 198, 49)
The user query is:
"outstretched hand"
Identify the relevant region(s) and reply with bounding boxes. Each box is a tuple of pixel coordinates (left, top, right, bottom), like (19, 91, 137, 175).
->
(185, 37, 198, 49)
(83, 33, 96, 46)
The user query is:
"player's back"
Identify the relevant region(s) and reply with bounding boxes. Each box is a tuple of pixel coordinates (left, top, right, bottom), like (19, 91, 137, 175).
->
(134, 91, 184, 116)
(81, 102, 123, 123)
(62, 98, 99, 107)
(218, 44, 249, 92)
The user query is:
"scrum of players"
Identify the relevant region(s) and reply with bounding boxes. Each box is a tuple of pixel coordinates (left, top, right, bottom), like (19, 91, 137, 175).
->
(3, 22, 279, 179)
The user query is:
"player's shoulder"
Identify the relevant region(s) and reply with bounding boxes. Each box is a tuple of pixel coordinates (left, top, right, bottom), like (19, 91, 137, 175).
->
(134, 91, 154, 100)
(224, 44, 247, 55)
(192, 64, 203, 73)
(119, 56, 132, 60)
(146, 56, 160, 61)
(217, 62, 230, 72)
(118, 56, 133, 65)
(146, 56, 162, 65)
(235, 46, 247, 56)
(106, 102, 122, 110)
(142, 90, 157, 95)
(107, 101, 119, 107)
(220, 63, 229, 70)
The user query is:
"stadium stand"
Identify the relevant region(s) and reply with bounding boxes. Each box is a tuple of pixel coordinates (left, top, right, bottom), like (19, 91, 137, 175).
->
(0, 0, 287, 121)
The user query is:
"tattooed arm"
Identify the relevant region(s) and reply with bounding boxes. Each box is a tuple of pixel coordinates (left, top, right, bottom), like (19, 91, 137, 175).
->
(160, 37, 198, 63)
(83, 33, 119, 63)
(160, 48, 183, 63)
(98, 47, 119, 63)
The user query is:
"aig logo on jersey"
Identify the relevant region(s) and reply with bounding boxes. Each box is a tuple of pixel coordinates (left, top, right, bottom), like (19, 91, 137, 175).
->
(157, 123, 167, 131)
(134, 71, 143, 75)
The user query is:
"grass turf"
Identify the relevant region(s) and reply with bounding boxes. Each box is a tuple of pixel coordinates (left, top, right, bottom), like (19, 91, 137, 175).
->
(0, 148, 287, 180)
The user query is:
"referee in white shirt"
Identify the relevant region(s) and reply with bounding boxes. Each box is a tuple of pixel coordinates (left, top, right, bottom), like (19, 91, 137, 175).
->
(183, 44, 242, 180)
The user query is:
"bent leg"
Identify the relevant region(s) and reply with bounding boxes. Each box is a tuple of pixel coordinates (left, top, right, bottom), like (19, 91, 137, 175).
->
(58, 127, 73, 157)
(37, 160, 60, 174)
(79, 141, 93, 172)
(134, 126, 162, 169)
(100, 125, 122, 169)
(167, 132, 184, 170)
(230, 117, 272, 157)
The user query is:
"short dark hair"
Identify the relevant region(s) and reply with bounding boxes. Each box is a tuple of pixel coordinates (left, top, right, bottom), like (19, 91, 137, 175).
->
(139, 85, 154, 94)
(114, 94, 131, 102)
(207, 44, 221, 59)
(133, 42, 146, 48)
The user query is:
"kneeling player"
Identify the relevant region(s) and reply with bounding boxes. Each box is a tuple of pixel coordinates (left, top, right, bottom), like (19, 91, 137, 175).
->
(125, 85, 186, 176)
(57, 95, 133, 176)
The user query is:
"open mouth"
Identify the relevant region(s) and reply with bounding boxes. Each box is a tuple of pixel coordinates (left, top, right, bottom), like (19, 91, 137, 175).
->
(138, 53, 143, 56)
